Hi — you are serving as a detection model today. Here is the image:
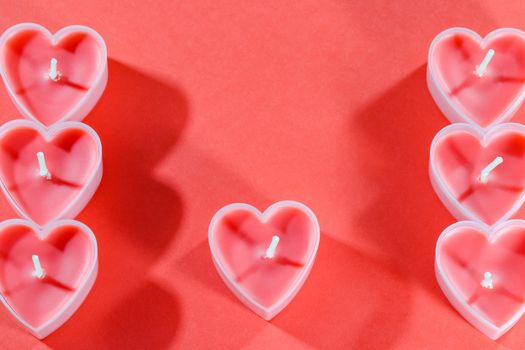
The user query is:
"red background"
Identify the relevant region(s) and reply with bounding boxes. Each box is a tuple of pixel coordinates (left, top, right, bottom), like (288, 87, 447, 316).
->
(0, 1, 524, 349)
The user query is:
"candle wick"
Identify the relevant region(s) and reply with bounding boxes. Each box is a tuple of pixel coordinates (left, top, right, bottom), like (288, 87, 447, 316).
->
(479, 156, 503, 184)
(481, 271, 493, 289)
(48, 58, 61, 82)
(475, 49, 495, 77)
(31, 254, 45, 279)
(264, 235, 280, 259)
(36, 151, 51, 180)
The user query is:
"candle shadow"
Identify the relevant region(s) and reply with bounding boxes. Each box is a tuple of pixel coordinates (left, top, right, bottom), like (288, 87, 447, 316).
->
(79, 58, 187, 259)
(37, 59, 187, 348)
(176, 240, 270, 348)
(44, 281, 179, 350)
(182, 234, 411, 349)
(271, 233, 412, 349)
(350, 65, 452, 301)
(182, 239, 244, 305)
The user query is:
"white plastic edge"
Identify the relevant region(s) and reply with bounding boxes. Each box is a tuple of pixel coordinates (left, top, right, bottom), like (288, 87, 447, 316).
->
(435, 220, 525, 339)
(0, 23, 108, 125)
(429, 122, 525, 227)
(0, 218, 98, 339)
(427, 27, 525, 129)
(208, 200, 320, 320)
(0, 119, 103, 227)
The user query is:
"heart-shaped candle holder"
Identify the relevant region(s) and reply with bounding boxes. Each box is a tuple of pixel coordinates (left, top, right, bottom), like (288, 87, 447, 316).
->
(430, 123, 525, 227)
(436, 220, 525, 339)
(0, 119, 102, 226)
(208, 200, 320, 320)
(427, 27, 525, 128)
(0, 219, 98, 339)
(0, 23, 108, 126)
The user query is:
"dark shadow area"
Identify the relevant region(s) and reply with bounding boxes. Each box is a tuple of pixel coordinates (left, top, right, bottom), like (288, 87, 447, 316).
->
(184, 234, 411, 349)
(182, 239, 242, 305)
(175, 241, 268, 349)
(352, 66, 453, 301)
(80, 58, 188, 256)
(45, 281, 179, 350)
(273, 233, 411, 349)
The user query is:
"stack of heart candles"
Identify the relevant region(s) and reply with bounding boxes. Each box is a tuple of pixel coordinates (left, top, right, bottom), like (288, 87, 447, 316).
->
(0, 23, 107, 338)
(427, 27, 525, 339)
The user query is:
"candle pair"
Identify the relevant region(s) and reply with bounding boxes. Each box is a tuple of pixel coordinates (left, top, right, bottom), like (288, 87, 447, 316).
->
(427, 27, 525, 339)
(0, 23, 108, 338)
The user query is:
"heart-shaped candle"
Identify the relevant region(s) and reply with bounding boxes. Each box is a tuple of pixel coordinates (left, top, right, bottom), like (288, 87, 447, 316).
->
(0, 23, 107, 126)
(208, 201, 320, 320)
(430, 123, 525, 226)
(0, 219, 98, 339)
(0, 120, 102, 226)
(436, 220, 525, 339)
(427, 27, 525, 128)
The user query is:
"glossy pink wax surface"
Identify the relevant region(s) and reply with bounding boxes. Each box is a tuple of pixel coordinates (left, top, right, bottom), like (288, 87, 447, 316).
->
(0, 124, 99, 226)
(434, 128, 525, 225)
(431, 31, 525, 127)
(0, 223, 94, 329)
(0, 27, 104, 126)
(439, 225, 525, 327)
(212, 207, 317, 309)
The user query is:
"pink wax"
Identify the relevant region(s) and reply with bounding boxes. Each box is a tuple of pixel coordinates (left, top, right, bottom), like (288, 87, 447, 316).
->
(0, 120, 102, 226)
(436, 221, 525, 338)
(0, 220, 97, 337)
(0, 23, 107, 126)
(428, 28, 525, 128)
(209, 201, 320, 320)
(431, 123, 525, 226)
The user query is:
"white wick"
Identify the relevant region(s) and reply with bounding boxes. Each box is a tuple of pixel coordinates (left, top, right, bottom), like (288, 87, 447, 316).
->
(481, 271, 493, 289)
(264, 235, 280, 259)
(31, 254, 45, 279)
(475, 49, 495, 77)
(48, 58, 60, 81)
(36, 151, 51, 179)
(479, 156, 503, 184)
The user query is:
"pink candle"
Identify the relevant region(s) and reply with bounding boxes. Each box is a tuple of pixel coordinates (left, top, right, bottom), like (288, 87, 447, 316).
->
(427, 28, 525, 128)
(0, 120, 102, 226)
(0, 219, 98, 339)
(0, 23, 107, 126)
(209, 201, 320, 320)
(430, 123, 525, 226)
(436, 220, 525, 339)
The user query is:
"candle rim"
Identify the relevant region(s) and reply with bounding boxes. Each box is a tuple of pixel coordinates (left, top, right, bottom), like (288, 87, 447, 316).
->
(427, 26, 525, 129)
(0, 22, 108, 126)
(0, 119, 103, 227)
(208, 200, 320, 320)
(429, 122, 525, 228)
(0, 218, 98, 339)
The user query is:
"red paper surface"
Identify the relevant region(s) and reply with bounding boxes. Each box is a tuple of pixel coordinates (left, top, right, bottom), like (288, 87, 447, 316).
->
(0, 1, 525, 349)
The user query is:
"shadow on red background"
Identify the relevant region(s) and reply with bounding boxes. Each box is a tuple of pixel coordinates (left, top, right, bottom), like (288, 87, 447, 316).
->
(48, 282, 180, 350)
(274, 233, 411, 349)
(182, 233, 413, 349)
(273, 66, 456, 349)
(87, 59, 188, 255)
(42, 59, 188, 349)
(352, 65, 452, 296)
